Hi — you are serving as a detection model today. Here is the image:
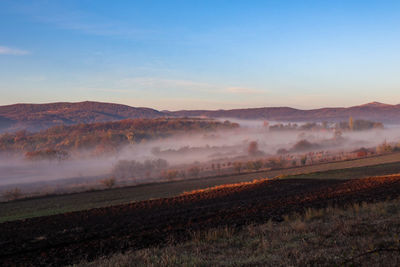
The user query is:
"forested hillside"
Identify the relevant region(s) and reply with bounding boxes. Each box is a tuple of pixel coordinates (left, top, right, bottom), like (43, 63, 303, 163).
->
(169, 102, 400, 123)
(1, 101, 398, 133)
(0, 101, 166, 132)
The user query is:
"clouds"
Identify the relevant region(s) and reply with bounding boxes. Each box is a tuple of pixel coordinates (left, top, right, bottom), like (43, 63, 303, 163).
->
(72, 76, 269, 110)
(116, 77, 265, 96)
(226, 87, 263, 95)
(0, 46, 29, 55)
(117, 77, 216, 92)
(37, 12, 149, 39)
(13, 2, 156, 40)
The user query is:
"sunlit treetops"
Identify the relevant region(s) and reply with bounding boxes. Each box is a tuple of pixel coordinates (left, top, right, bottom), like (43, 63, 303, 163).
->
(0, 118, 239, 153)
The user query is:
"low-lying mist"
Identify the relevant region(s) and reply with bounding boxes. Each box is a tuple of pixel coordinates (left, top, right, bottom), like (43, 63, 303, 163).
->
(1, 119, 400, 196)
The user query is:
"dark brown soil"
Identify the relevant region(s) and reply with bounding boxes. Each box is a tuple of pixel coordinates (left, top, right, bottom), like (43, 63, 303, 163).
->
(1, 176, 400, 266)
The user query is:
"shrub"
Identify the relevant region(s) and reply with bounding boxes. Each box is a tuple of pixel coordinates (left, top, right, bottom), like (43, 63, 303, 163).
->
(376, 141, 393, 154)
(100, 177, 116, 189)
(3, 188, 23, 201)
(300, 155, 307, 166)
(166, 170, 179, 181)
(253, 160, 263, 170)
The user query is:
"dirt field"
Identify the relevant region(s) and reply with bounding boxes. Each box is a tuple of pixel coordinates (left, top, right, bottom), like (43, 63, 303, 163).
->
(1, 175, 400, 266)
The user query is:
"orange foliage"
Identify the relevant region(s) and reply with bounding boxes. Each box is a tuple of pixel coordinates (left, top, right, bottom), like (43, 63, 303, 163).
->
(0, 118, 239, 153)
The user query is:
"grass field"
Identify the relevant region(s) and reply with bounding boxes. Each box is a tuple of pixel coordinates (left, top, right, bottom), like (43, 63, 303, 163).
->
(284, 160, 400, 179)
(1, 152, 400, 223)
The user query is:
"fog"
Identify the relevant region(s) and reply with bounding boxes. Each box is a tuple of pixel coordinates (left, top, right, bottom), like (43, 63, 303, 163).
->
(1, 119, 400, 195)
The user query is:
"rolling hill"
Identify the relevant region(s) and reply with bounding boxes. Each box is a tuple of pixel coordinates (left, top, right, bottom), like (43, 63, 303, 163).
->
(168, 102, 400, 123)
(0, 101, 166, 132)
(1, 101, 400, 132)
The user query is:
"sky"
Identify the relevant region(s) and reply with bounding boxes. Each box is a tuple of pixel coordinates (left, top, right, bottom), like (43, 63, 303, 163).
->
(0, 0, 400, 110)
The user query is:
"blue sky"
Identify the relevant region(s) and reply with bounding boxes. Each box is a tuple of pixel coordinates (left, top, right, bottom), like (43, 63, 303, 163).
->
(1, 0, 400, 110)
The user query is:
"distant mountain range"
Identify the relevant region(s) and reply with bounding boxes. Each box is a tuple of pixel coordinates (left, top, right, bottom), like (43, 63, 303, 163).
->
(0, 101, 399, 132)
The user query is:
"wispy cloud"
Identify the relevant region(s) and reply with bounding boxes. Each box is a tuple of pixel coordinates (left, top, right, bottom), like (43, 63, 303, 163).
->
(40, 14, 149, 38)
(226, 86, 263, 94)
(117, 77, 216, 91)
(0, 46, 29, 55)
(1, 0, 151, 40)
(117, 77, 266, 95)
(17, 3, 156, 39)
(86, 87, 132, 93)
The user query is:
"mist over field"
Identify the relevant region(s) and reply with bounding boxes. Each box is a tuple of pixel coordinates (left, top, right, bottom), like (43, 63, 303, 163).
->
(1, 119, 399, 194)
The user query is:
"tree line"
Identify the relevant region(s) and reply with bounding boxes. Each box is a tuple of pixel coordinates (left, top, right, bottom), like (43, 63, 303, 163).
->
(0, 118, 239, 156)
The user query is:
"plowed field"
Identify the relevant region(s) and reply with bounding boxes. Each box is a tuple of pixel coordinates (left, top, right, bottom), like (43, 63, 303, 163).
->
(1, 176, 400, 266)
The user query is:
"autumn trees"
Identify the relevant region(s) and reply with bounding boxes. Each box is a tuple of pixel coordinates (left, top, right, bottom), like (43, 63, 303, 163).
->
(268, 119, 383, 132)
(0, 118, 239, 155)
(339, 118, 383, 131)
(25, 149, 69, 161)
(100, 177, 116, 189)
(248, 141, 264, 157)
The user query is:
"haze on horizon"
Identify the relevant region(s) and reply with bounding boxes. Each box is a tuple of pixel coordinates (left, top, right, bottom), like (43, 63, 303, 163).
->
(1, 0, 400, 110)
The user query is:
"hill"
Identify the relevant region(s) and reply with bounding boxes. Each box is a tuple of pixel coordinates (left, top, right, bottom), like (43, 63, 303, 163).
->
(169, 102, 400, 123)
(0, 101, 166, 132)
(1, 101, 400, 133)
(0, 116, 14, 130)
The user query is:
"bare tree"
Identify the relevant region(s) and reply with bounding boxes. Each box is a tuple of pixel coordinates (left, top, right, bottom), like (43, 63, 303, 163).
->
(233, 162, 242, 173)
(188, 166, 200, 178)
(100, 177, 116, 189)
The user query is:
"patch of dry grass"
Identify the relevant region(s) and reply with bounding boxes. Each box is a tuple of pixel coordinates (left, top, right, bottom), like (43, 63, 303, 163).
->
(74, 199, 400, 267)
(180, 178, 271, 196)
